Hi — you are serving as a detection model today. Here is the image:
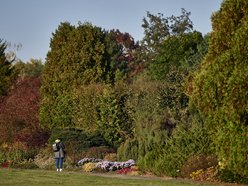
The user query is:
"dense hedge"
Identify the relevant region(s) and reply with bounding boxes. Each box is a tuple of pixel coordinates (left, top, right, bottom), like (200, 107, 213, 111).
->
(188, 0, 248, 179)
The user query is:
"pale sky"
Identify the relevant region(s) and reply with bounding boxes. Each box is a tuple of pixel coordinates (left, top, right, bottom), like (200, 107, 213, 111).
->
(1, 0, 222, 62)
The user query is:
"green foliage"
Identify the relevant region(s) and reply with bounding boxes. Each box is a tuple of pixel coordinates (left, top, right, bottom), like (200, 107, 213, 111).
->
(145, 32, 208, 136)
(103, 29, 134, 83)
(181, 154, 218, 178)
(40, 22, 133, 130)
(11, 159, 39, 169)
(52, 93, 74, 129)
(0, 142, 39, 169)
(40, 22, 75, 129)
(218, 169, 248, 184)
(148, 31, 205, 81)
(97, 84, 134, 148)
(48, 128, 106, 149)
(117, 138, 139, 161)
(41, 22, 107, 129)
(71, 84, 103, 133)
(0, 39, 15, 95)
(141, 8, 193, 55)
(116, 79, 167, 165)
(104, 153, 117, 161)
(13, 59, 43, 78)
(137, 124, 212, 177)
(129, 79, 168, 153)
(49, 128, 108, 165)
(188, 0, 248, 177)
(82, 146, 116, 159)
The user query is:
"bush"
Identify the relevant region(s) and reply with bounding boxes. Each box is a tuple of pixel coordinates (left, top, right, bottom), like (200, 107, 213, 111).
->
(188, 0, 248, 177)
(0, 141, 40, 167)
(34, 146, 54, 169)
(48, 128, 108, 164)
(49, 128, 106, 149)
(97, 84, 134, 148)
(181, 154, 218, 178)
(1, 161, 9, 168)
(82, 162, 97, 172)
(116, 166, 139, 175)
(117, 138, 139, 161)
(137, 123, 212, 177)
(190, 166, 219, 182)
(218, 169, 248, 184)
(11, 159, 39, 169)
(82, 146, 116, 159)
(72, 84, 104, 133)
(104, 153, 117, 161)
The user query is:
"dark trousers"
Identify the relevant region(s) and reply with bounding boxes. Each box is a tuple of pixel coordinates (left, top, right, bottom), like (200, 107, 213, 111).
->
(55, 158, 64, 169)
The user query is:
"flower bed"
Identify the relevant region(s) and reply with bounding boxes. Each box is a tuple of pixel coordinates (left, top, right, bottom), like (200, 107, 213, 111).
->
(77, 158, 135, 171)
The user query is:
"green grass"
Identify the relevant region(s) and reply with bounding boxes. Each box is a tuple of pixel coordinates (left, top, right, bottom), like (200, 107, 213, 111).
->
(0, 169, 214, 186)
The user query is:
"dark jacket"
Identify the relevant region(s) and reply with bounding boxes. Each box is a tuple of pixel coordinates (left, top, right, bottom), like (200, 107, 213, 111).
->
(54, 141, 65, 158)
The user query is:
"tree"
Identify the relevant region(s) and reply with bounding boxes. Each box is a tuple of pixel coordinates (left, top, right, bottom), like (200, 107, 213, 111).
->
(97, 85, 133, 148)
(140, 8, 193, 63)
(0, 39, 15, 95)
(148, 31, 205, 81)
(0, 76, 48, 146)
(104, 29, 139, 82)
(188, 0, 248, 177)
(40, 22, 136, 130)
(145, 31, 208, 129)
(40, 22, 78, 129)
(14, 59, 44, 78)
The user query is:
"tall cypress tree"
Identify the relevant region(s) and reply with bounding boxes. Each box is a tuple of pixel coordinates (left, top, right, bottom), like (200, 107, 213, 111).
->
(0, 39, 15, 96)
(40, 22, 75, 129)
(188, 0, 248, 177)
(40, 22, 131, 130)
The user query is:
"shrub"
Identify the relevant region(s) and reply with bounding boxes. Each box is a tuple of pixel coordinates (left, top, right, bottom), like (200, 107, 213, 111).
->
(82, 162, 97, 172)
(49, 128, 106, 149)
(1, 161, 9, 168)
(188, 0, 248, 177)
(181, 154, 218, 178)
(97, 84, 134, 148)
(190, 166, 219, 182)
(34, 146, 54, 169)
(116, 166, 139, 175)
(0, 77, 42, 145)
(0, 141, 40, 167)
(48, 128, 108, 164)
(104, 153, 117, 161)
(72, 84, 104, 133)
(82, 146, 116, 159)
(15, 128, 49, 148)
(218, 169, 248, 184)
(137, 123, 212, 177)
(11, 159, 39, 169)
(117, 138, 139, 161)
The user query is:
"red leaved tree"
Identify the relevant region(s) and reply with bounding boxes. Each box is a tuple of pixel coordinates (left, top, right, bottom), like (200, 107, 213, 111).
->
(0, 76, 49, 148)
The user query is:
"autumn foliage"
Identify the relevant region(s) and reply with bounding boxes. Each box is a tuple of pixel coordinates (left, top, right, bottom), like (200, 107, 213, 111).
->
(0, 76, 49, 147)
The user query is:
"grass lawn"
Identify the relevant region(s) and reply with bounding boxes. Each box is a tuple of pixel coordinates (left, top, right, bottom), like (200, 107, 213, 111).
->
(0, 168, 216, 186)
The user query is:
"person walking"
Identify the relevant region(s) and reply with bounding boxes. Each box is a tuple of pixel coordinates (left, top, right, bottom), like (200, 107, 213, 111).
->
(53, 138, 65, 172)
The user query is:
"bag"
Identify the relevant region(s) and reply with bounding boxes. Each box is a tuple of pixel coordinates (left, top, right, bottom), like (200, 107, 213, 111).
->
(52, 143, 59, 152)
